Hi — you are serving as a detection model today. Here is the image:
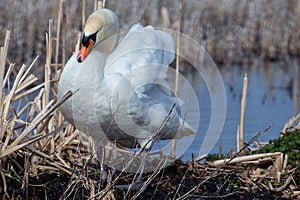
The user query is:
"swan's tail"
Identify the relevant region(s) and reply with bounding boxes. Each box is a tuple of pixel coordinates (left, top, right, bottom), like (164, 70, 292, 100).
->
(177, 119, 196, 138)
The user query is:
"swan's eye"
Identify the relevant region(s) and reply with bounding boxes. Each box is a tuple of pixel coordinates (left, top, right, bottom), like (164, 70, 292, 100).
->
(82, 34, 90, 47)
(81, 31, 98, 47)
(89, 31, 98, 43)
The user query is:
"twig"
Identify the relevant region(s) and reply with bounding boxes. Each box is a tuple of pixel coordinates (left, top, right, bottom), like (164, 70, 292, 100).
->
(150, 166, 167, 199)
(0, 169, 9, 198)
(188, 191, 246, 199)
(93, 0, 97, 11)
(275, 175, 292, 192)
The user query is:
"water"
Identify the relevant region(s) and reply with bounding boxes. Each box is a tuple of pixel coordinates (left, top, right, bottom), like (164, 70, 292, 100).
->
(176, 57, 300, 160)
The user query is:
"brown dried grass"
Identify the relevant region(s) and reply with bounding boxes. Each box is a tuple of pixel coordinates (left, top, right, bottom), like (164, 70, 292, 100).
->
(1, 0, 300, 69)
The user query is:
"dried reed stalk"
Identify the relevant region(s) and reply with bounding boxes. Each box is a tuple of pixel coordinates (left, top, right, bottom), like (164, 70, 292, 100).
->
(171, 0, 182, 158)
(5, 90, 73, 151)
(98, 0, 105, 9)
(18, 55, 39, 87)
(0, 125, 64, 159)
(45, 19, 53, 107)
(82, 0, 87, 27)
(282, 113, 300, 134)
(0, 31, 11, 140)
(239, 73, 248, 153)
(15, 74, 38, 94)
(75, 32, 81, 53)
(61, 10, 66, 70)
(13, 82, 45, 102)
(161, 6, 170, 27)
(55, 0, 63, 73)
(2, 64, 27, 125)
(93, 0, 97, 12)
(2, 63, 14, 88)
(212, 152, 282, 166)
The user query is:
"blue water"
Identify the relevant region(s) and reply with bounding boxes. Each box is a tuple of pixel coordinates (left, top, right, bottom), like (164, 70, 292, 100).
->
(152, 57, 300, 160)
(182, 57, 300, 159)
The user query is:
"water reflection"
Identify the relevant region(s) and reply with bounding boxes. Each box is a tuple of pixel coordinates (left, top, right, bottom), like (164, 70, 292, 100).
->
(292, 58, 300, 111)
(179, 57, 300, 160)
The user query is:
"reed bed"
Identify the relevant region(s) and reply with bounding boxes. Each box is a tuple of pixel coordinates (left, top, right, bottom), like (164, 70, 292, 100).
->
(1, 0, 300, 69)
(0, 28, 96, 198)
(0, 0, 299, 199)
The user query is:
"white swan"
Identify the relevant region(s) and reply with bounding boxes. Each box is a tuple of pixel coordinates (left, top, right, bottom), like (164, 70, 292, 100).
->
(58, 8, 195, 150)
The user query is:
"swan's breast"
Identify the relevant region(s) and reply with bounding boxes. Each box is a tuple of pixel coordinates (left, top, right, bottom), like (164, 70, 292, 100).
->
(58, 51, 106, 127)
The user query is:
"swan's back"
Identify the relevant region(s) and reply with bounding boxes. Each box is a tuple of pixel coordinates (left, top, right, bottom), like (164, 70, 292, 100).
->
(105, 24, 174, 88)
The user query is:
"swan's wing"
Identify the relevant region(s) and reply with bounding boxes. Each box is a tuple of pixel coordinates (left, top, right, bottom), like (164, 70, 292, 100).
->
(101, 25, 195, 143)
(105, 24, 175, 89)
(135, 83, 196, 139)
(103, 24, 177, 130)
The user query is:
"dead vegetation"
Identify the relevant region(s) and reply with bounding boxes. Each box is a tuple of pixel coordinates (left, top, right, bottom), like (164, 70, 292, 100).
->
(1, 0, 300, 69)
(0, 0, 300, 199)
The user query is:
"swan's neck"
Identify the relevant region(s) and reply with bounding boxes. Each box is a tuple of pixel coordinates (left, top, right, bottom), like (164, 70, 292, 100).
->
(94, 33, 118, 56)
(90, 9, 119, 56)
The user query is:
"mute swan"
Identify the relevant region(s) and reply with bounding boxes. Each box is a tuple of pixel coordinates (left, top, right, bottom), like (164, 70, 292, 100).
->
(58, 8, 195, 151)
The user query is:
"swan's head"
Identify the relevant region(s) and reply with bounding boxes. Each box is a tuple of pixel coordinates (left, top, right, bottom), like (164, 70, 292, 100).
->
(77, 9, 119, 63)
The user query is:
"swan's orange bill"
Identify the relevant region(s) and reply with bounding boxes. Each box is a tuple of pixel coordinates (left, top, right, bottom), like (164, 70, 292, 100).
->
(77, 39, 94, 63)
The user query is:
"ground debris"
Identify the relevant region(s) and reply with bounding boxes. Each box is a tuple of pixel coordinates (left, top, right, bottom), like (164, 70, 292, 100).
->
(1, 152, 299, 199)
